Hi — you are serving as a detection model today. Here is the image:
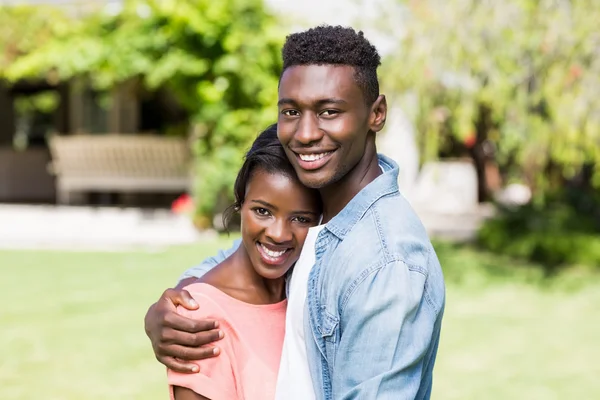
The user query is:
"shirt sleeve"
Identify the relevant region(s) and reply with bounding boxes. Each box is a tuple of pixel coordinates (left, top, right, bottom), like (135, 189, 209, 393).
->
(167, 303, 239, 400)
(177, 239, 241, 283)
(332, 258, 444, 399)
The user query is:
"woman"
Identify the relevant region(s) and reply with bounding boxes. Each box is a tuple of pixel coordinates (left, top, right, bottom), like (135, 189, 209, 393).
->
(167, 124, 322, 400)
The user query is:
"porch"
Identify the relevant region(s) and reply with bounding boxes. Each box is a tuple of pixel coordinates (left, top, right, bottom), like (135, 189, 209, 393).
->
(0, 78, 190, 205)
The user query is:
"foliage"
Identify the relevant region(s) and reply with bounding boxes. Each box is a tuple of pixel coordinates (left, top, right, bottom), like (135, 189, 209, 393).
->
(0, 5, 74, 78)
(380, 0, 600, 195)
(478, 188, 600, 270)
(4, 0, 283, 223)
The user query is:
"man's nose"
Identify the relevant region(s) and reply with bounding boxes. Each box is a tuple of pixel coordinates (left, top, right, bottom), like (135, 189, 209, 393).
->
(295, 114, 323, 145)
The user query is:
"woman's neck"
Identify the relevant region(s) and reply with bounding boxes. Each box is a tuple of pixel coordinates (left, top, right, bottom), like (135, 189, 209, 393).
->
(200, 244, 286, 305)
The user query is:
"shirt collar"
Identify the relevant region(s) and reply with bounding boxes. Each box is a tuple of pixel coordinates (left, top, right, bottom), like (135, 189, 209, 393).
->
(325, 154, 399, 240)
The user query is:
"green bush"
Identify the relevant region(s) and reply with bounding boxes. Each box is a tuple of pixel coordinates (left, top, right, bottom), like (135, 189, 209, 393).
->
(478, 189, 600, 270)
(4, 0, 283, 225)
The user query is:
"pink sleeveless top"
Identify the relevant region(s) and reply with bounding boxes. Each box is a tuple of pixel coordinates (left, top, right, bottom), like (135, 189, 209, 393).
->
(167, 283, 287, 400)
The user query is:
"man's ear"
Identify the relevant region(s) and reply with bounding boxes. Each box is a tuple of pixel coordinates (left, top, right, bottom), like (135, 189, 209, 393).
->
(369, 94, 387, 133)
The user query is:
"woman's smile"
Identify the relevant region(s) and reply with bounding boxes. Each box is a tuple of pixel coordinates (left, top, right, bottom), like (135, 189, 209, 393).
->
(256, 242, 293, 265)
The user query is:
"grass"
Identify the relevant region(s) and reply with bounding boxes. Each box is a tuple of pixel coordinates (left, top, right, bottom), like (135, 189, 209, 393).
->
(1, 238, 599, 399)
(433, 242, 600, 399)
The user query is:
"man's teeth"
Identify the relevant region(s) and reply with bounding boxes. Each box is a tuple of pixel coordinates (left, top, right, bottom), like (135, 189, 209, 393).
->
(261, 244, 286, 258)
(299, 152, 330, 162)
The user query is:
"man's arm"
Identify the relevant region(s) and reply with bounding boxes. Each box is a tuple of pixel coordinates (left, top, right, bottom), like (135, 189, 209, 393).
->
(144, 240, 241, 373)
(333, 259, 444, 399)
(177, 239, 241, 282)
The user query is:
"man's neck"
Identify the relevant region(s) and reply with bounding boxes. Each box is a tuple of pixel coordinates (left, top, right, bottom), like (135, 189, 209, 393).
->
(320, 140, 381, 223)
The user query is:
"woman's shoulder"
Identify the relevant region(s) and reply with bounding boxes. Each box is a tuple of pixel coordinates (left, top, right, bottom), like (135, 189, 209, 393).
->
(182, 282, 232, 307)
(177, 282, 238, 320)
(179, 282, 286, 333)
(183, 281, 223, 296)
(184, 282, 286, 310)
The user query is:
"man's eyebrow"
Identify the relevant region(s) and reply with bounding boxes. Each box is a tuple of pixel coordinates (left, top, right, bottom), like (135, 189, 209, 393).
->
(277, 98, 348, 106)
(315, 98, 348, 106)
(277, 98, 296, 106)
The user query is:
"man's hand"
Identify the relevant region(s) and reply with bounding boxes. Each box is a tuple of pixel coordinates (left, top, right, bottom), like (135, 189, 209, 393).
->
(145, 282, 224, 373)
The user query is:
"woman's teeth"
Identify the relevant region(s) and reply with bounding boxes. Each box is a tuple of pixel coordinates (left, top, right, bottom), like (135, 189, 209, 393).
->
(298, 152, 331, 162)
(260, 244, 286, 258)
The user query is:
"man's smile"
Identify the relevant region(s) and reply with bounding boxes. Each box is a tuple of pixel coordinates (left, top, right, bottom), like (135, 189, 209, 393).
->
(293, 150, 336, 170)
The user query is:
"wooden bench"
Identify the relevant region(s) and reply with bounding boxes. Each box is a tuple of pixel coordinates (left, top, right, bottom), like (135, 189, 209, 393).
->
(48, 134, 191, 204)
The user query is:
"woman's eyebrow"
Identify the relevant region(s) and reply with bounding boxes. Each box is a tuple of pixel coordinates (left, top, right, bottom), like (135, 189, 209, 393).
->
(251, 199, 318, 215)
(250, 199, 277, 210)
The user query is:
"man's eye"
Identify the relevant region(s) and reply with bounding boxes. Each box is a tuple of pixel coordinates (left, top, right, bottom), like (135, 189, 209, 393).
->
(282, 110, 299, 116)
(320, 110, 339, 116)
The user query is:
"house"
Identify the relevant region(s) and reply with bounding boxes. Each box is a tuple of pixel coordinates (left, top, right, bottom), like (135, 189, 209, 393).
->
(1, 0, 465, 211)
(0, 0, 191, 204)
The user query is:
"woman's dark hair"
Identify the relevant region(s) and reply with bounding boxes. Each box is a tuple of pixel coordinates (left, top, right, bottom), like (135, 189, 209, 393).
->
(222, 123, 304, 228)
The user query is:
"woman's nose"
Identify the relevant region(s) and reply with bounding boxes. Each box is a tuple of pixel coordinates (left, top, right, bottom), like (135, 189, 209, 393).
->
(265, 218, 293, 243)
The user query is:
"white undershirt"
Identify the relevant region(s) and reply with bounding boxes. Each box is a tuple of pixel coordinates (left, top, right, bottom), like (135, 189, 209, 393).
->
(274, 224, 325, 400)
(274, 166, 384, 397)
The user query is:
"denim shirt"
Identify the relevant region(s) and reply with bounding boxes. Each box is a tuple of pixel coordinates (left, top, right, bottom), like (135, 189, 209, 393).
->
(180, 154, 445, 399)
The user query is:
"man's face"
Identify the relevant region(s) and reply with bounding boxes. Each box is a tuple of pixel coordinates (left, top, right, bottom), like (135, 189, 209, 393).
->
(277, 65, 385, 189)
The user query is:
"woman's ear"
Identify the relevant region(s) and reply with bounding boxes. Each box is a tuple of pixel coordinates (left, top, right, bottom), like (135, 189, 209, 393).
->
(235, 201, 244, 212)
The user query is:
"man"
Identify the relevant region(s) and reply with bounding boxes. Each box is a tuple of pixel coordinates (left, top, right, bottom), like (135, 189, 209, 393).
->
(145, 25, 445, 399)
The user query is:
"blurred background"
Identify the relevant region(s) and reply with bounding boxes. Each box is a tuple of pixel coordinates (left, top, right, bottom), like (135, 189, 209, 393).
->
(0, 0, 598, 399)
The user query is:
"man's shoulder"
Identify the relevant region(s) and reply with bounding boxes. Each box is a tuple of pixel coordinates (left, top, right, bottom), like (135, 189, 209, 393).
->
(342, 192, 432, 264)
(326, 192, 444, 310)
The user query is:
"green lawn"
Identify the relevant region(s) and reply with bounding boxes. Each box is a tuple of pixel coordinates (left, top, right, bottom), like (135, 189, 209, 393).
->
(1, 239, 599, 399)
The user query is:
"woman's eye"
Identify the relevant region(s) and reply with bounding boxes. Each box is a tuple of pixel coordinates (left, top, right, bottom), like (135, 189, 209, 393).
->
(293, 216, 311, 224)
(254, 207, 270, 216)
(282, 110, 299, 117)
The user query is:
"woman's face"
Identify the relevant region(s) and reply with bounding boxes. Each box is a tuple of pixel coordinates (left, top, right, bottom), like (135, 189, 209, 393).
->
(240, 168, 321, 280)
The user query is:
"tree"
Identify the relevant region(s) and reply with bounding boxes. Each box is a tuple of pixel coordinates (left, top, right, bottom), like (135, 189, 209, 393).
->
(380, 0, 600, 200)
(0, 5, 73, 79)
(5, 0, 283, 224)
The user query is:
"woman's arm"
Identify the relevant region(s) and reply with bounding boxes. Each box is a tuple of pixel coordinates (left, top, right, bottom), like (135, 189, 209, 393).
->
(166, 293, 239, 400)
(173, 386, 211, 400)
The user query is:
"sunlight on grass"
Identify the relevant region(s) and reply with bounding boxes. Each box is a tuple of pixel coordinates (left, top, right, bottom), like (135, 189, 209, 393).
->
(1, 238, 599, 399)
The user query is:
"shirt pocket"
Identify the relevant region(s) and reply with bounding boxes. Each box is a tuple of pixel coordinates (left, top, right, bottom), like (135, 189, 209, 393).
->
(317, 308, 340, 372)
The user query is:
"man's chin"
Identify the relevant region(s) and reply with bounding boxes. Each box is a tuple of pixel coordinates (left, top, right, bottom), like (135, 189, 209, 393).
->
(298, 173, 331, 190)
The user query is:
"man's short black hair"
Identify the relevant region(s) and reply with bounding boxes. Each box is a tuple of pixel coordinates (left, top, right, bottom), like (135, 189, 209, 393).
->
(281, 25, 381, 105)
